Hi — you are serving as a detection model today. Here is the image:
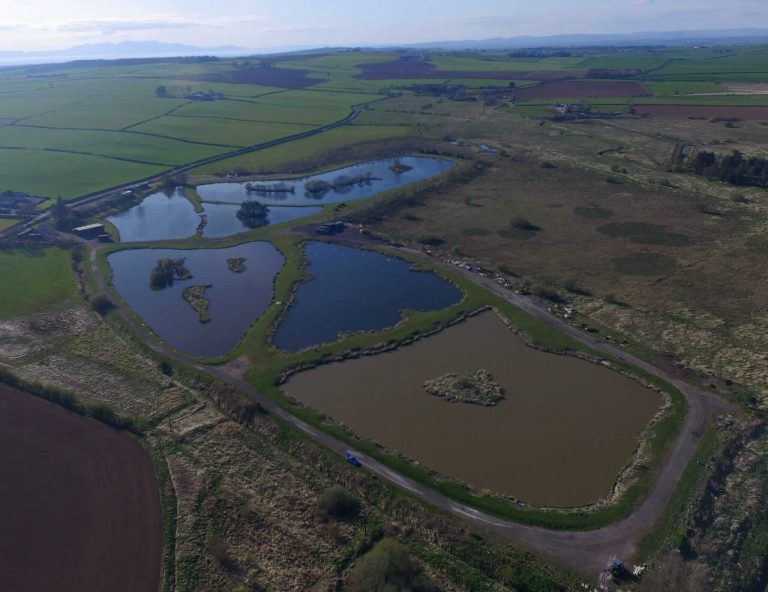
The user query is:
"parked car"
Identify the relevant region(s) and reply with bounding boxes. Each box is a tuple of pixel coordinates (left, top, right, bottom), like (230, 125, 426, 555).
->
(345, 453, 362, 467)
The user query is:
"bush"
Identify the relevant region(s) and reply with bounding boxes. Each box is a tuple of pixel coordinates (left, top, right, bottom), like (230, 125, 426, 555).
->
(533, 285, 566, 303)
(563, 279, 592, 296)
(416, 235, 445, 246)
(346, 539, 436, 592)
(90, 293, 114, 316)
(510, 217, 541, 231)
(319, 485, 360, 520)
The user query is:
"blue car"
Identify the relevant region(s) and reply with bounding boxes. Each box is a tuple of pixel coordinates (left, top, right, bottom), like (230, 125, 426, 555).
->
(345, 453, 362, 467)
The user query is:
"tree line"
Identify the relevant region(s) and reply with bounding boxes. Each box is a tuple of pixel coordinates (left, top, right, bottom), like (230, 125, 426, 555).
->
(688, 150, 768, 188)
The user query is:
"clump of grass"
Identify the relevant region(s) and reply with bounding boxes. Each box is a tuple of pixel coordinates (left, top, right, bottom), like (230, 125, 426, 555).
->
(510, 216, 541, 231)
(563, 279, 592, 296)
(532, 284, 566, 303)
(498, 216, 541, 240)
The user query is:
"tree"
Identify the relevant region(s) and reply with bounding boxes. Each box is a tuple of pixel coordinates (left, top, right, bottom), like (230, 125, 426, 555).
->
(346, 539, 436, 592)
(90, 293, 114, 316)
(318, 486, 360, 520)
(155, 85, 168, 97)
(236, 200, 269, 229)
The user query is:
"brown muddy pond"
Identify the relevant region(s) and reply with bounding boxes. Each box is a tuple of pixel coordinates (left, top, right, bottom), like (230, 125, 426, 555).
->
(283, 311, 662, 507)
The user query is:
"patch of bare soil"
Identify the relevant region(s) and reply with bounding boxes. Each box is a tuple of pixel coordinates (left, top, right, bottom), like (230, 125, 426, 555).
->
(177, 66, 324, 88)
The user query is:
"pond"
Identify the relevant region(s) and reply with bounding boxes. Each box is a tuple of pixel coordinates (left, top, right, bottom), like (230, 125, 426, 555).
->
(108, 242, 283, 358)
(283, 311, 662, 507)
(196, 156, 454, 206)
(273, 242, 462, 352)
(107, 189, 321, 242)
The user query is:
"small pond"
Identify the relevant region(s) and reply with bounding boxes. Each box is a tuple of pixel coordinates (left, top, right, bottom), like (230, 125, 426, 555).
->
(108, 242, 283, 358)
(283, 311, 663, 507)
(272, 242, 462, 352)
(197, 156, 454, 206)
(107, 189, 321, 242)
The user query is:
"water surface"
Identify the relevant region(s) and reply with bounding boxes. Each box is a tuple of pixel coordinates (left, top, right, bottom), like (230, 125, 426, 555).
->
(108, 189, 320, 242)
(109, 242, 283, 357)
(197, 156, 454, 206)
(273, 242, 462, 351)
(284, 311, 662, 507)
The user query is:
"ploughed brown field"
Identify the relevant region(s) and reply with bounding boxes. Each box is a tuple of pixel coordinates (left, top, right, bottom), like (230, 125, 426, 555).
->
(178, 65, 323, 88)
(0, 385, 162, 592)
(633, 104, 768, 120)
(355, 58, 584, 81)
(509, 80, 651, 99)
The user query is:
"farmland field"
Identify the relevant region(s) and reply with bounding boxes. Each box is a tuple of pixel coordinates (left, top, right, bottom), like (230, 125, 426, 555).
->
(0, 61, 380, 199)
(0, 384, 162, 592)
(0, 248, 78, 318)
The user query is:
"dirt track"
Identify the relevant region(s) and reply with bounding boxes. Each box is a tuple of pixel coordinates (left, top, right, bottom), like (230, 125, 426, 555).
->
(0, 384, 162, 592)
(90, 240, 733, 576)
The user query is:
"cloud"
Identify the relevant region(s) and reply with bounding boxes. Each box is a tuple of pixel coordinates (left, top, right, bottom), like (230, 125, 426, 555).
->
(633, 0, 655, 6)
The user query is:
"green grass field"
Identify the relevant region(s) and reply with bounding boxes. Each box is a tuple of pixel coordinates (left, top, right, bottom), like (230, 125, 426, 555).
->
(0, 248, 78, 318)
(0, 126, 222, 166)
(189, 124, 413, 175)
(130, 116, 314, 148)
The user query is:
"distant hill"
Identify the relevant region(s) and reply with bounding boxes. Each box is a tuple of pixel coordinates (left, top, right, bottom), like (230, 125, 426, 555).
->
(403, 29, 768, 50)
(0, 41, 249, 67)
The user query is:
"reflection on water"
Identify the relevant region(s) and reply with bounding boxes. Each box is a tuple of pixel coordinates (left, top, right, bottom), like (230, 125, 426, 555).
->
(107, 189, 321, 242)
(197, 156, 455, 206)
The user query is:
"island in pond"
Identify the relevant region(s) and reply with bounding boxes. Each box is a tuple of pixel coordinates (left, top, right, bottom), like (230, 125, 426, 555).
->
(423, 369, 505, 406)
(182, 284, 212, 323)
(227, 257, 247, 273)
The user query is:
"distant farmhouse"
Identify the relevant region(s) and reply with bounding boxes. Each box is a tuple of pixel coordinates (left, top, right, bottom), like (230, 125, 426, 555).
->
(0, 190, 44, 215)
(187, 91, 224, 101)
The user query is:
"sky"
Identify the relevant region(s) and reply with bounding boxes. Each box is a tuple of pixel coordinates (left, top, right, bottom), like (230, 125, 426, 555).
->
(0, 0, 767, 52)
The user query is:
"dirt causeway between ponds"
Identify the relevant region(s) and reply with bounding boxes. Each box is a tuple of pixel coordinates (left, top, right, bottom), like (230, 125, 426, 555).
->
(0, 384, 162, 592)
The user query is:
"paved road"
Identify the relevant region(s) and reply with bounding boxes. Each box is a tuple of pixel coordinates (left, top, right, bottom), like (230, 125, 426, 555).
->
(89, 243, 733, 576)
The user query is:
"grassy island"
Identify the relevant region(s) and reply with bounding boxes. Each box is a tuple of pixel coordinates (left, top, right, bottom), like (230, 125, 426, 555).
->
(182, 284, 212, 323)
(423, 369, 505, 406)
(227, 257, 247, 273)
(389, 159, 413, 174)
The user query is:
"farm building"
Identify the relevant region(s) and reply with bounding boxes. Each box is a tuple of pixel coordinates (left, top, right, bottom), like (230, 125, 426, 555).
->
(72, 223, 106, 239)
(0, 190, 34, 209)
(314, 221, 346, 235)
